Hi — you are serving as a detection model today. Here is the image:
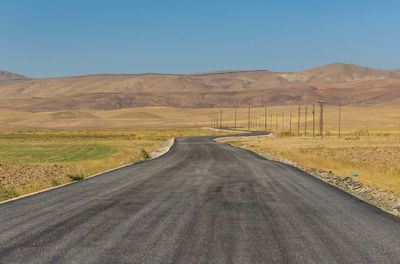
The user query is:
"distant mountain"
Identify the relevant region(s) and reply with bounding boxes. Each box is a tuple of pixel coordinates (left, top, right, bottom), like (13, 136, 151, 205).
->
(0, 63, 400, 111)
(279, 63, 400, 83)
(0, 71, 28, 80)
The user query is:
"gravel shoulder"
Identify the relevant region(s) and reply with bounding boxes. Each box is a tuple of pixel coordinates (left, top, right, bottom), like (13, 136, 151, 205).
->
(216, 135, 400, 217)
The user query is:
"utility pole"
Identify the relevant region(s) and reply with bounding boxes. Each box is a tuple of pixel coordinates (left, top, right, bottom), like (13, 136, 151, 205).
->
(275, 112, 278, 131)
(312, 104, 315, 137)
(270, 112, 273, 130)
(234, 105, 237, 129)
(338, 103, 342, 138)
(289, 111, 292, 135)
(280, 96, 292, 135)
(317, 100, 328, 138)
(213, 112, 215, 128)
(264, 101, 267, 131)
(297, 106, 301, 136)
(247, 104, 251, 131)
(220, 108, 223, 128)
(304, 106, 308, 136)
(282, 112, 285, 133)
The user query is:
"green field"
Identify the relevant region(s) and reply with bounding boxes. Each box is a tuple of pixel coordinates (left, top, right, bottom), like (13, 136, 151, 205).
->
(0, 144, 118, 164)
(0, 128, 227, 201)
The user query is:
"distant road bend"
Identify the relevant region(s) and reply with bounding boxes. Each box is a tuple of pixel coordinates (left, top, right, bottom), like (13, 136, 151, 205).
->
(0, 132, 399, 263)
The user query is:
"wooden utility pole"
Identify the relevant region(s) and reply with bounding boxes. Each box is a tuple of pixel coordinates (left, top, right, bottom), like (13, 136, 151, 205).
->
(264, 102, 267, 131)
(317, 101, 328, 138)
(320, 104, 323, 138)
(275, 112, 278, 131)
(270, 112, 273, 130)
(297, 106, 301, 136)
(304, 106, 308, 136)
(281, 112, 285, 133)
(234, 105, 237, 129)
(247, 104, 251, 130)
(312, 104, 315, 137)
(220, 108, 223, 128)
(338, 103, 342, 138)
(289, 111, 292, 135)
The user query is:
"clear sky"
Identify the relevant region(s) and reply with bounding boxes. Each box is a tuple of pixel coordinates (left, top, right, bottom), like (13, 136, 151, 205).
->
(1, 0, 400, 77)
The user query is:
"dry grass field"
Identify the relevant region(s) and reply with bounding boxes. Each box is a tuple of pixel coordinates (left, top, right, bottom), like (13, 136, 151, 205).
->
(1, 104, 400, 130)
(0, 128, 227, 201)
(213, 104, 400, 197)
(1, 104, 400, 202)
(217, 128, 400, 194)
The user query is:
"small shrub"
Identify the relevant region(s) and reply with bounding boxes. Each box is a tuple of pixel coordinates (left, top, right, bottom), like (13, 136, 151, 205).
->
(0, 187, 19, 200)
(355, 128, 370, 136)
(140, 148, 150, 160)
(279, 132, 292, 137)
(129, 156, 136, 163)
(50, 179, 60, 186)
(67, 174, 84, 181)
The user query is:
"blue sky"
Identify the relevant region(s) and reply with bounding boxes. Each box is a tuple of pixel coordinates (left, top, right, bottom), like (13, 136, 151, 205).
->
(1, 0, 400, 77)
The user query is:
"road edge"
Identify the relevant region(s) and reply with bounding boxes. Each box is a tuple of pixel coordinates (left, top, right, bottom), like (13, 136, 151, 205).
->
(215, 138, 400, 218)
(0, 138, 176, 205)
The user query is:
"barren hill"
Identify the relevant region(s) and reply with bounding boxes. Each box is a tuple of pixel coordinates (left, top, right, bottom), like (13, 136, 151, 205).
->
(0, 71, 28, 81)
(279, 63, 400, 83)
(1, 63, 400, 111)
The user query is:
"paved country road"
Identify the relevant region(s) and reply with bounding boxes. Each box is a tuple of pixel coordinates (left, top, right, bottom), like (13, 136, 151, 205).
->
(0, 133, 399, 264)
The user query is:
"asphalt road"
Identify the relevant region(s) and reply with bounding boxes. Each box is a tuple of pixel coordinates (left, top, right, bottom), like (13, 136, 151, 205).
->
(0, 133, 399, 263)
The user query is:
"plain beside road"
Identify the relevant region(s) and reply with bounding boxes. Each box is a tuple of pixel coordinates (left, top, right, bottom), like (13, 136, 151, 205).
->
(0, 133, 399, 263)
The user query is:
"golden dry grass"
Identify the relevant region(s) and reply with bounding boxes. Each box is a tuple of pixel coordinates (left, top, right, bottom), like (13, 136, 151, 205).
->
(1, 105, 400, 131)
(1, 104, 400, 200)
(218, 131, 400, 194)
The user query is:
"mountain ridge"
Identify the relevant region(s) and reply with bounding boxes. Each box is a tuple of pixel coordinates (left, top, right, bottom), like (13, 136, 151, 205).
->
(1, 63, 399, 111)
(0, 70, 28, 80)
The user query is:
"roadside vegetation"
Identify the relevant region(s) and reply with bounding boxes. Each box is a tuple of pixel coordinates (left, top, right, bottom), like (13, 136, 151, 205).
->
(0, 128, 224, 201)
(218, 127, 400, 194)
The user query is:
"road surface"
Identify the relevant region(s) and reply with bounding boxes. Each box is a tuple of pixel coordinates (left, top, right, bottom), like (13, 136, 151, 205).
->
(0, 133, 399, 263)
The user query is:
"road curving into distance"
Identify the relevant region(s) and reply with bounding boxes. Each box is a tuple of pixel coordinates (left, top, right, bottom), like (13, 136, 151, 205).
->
(0, 132, 399, 263)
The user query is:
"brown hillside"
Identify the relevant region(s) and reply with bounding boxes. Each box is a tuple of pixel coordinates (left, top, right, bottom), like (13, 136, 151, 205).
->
(0, 71, 28, 81)
(0, 64, 400, 111)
